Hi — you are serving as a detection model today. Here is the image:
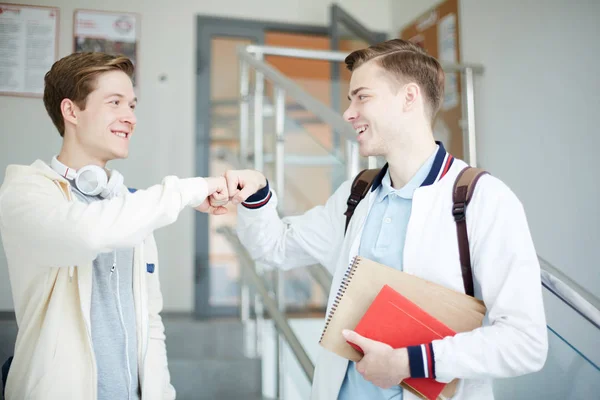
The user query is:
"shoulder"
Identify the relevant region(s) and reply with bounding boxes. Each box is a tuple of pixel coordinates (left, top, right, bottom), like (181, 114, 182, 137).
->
(1, 160, 61, 190)
(441, 160, 525, 221)
(445, 160, 522, 206)
(474, 173, 522, 208)
(329, 175, 355, 203)
(0, 171, 60, 200)
(464, 170, 528, 229)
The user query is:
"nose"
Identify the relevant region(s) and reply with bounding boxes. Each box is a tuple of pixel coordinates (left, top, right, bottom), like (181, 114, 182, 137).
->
(121, 108, 137, 127)
(343, 103, 358, 122)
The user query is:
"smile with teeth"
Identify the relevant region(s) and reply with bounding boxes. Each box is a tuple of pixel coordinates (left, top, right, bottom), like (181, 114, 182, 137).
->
(356, 126, 368, 135)
(112, 131, 129, 138)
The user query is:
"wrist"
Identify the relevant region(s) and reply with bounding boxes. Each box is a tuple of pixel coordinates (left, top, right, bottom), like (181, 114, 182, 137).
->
(256, 172, 267, 190)
(242, 179, 271, 209)
(391, 348, 410, 383)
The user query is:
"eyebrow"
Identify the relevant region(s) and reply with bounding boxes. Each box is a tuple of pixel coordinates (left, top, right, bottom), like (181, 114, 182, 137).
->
(347, 87, 369, 101)
(107, 93, 138, 103)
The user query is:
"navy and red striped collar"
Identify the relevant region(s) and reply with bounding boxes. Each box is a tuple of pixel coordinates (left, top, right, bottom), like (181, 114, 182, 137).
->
(370, 141, 455, 192)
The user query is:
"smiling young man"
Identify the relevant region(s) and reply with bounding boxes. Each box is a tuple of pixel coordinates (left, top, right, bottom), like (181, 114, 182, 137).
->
(0, 52, 229, 400)
(221, 39, 548, 399)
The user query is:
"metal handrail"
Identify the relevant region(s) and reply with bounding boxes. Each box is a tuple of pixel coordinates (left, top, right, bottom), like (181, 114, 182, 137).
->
(539, 256, 600, 330)
(245, 44, 485, 73)
(238, 45, 356, 143)
(217, 226, 315, 382)
(307, 264, 333, 296)
(238, 43, 484, 170)
(240, 43, 485, 139)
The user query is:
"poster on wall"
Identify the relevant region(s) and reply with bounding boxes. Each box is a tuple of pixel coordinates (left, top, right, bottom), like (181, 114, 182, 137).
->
(0, 3, 59, 97)
(400, 0, 464, 159)
(73, 9, 139, 87)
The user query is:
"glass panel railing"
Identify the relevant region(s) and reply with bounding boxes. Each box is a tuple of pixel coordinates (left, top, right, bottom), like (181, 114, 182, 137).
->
(493, 327, 599, 399)
(493, 284, 600, 399)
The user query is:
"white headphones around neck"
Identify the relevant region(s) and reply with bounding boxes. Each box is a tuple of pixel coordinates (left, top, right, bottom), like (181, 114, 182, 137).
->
(51, 156, 123, 199)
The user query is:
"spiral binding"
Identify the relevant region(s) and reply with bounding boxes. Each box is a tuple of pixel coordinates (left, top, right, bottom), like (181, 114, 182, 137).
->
(318, 255, 361, 343)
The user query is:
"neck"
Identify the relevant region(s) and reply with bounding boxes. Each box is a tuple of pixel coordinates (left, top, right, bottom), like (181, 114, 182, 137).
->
(57, 136, 106, 170)
(385, 126, 437, 189)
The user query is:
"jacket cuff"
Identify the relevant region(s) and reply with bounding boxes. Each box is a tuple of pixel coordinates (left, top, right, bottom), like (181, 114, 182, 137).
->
(242, 180, 271, 209)
(407, 343, 436, 379)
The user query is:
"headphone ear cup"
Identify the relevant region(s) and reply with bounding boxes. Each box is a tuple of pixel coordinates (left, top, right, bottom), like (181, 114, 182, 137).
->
(102, 170, 124, 198)
(75, 166, 108, 196)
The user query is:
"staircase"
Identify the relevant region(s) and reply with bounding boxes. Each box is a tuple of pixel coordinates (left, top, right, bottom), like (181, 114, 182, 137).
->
(164, 316, 263, 400)
(0, 317, 264, 400)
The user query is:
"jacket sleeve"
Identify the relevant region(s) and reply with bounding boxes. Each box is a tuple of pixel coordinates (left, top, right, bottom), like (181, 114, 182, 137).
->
(0, 174, 208, 268)
(143, 234, 176, 400)
(412, 175, 548, 382)
(236, 179, 352, 275)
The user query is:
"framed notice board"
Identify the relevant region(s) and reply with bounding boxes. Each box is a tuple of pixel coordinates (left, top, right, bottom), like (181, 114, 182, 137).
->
(0, 3, 59, 97)
(400, 0, 464, 159)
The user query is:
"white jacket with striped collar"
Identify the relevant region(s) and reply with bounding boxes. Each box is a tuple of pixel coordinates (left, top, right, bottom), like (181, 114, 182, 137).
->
(236, 144, 548, 399)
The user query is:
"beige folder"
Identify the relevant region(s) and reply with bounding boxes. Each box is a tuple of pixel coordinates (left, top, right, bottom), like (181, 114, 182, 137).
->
(319, 256, 487, 399)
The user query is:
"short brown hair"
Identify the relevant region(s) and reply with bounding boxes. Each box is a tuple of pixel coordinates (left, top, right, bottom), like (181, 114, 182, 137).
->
(345, 39, 445, 120)
(43, 52, 134, 136)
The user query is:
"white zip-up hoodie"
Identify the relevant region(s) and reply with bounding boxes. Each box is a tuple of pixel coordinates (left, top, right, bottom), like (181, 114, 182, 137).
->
(236, 148, 548, 400)
(0, 159, 210, 400)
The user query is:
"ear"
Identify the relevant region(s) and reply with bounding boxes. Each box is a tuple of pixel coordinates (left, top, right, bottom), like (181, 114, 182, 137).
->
(60, 98, 79, 127)
(403, 83, 420, 112)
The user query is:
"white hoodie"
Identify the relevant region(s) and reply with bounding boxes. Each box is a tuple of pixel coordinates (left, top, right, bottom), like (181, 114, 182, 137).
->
(0, 159, 209, 400)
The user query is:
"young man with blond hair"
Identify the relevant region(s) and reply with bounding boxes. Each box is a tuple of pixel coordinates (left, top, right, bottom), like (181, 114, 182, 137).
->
(221, 39, 548, 399)
(0, 52, 229, 400)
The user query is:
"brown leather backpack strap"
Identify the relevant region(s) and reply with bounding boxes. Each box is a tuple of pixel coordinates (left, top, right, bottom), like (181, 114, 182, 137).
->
(344, 169, 381, 234)
(452, 166, 489, 297)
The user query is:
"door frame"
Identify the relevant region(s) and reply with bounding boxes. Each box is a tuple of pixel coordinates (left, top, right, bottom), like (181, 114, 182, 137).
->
(330, 4, 388, 50)
(194, 16, 329, 319)
(329, 4, 387, 140)
(328, 4, 387, 191)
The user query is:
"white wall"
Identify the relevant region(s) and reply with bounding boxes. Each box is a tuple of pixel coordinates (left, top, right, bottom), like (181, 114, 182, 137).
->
(392, 0, 600, 299)
(0, 0, 392, 311)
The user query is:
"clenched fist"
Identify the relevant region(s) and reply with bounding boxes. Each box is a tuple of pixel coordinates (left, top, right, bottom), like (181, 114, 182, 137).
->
(195, 176, 229, 215)
(222, 169, 267, 205)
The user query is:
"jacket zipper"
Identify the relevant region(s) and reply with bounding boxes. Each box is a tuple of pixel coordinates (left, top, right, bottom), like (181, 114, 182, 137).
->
(56, 180, 97, 398)
(111, 251, 132, 400)
(136, 243, 150, 389)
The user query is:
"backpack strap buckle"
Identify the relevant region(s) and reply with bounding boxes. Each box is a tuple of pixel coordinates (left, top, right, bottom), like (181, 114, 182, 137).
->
(452, 201, 466, 222)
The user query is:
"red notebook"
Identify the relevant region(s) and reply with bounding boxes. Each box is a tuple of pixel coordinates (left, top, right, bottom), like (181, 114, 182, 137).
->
(348, 284, 456, 400)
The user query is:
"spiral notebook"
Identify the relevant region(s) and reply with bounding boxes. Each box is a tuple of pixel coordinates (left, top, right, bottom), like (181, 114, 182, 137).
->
(319, 256, 487, 399)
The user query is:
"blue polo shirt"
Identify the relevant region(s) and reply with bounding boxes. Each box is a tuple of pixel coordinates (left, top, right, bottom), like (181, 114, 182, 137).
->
(338, 145, 439, 400)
